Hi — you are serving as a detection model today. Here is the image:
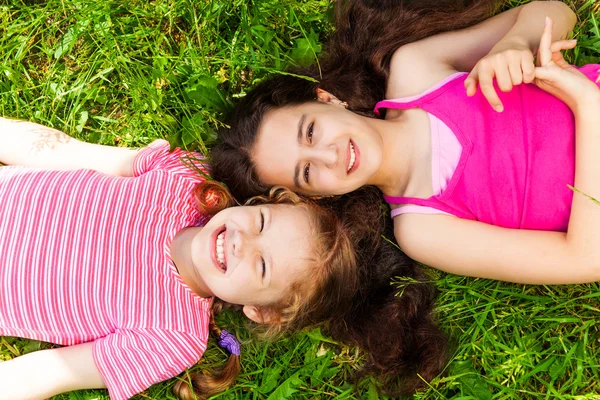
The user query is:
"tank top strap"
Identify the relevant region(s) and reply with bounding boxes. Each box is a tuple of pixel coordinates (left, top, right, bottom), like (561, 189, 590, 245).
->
(384, 194, 475, 220)
(374, 72, 467, 115)
(384, 195, 427, 205)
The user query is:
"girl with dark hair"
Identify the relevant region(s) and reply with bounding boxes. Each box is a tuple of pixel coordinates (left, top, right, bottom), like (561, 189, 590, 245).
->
(0, 119, 446, 398)
(212, 1, 600, 285)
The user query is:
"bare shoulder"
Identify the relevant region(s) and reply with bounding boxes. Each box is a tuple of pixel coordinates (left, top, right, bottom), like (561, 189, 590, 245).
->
(393, 212, 457, 256)
(386, 42, 458, 99)
(386, 5, 530, 99)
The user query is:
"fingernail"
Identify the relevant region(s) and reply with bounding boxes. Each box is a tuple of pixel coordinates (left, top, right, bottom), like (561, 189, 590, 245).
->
(495, 105, 504, 113)
(545, 16, 550, 25)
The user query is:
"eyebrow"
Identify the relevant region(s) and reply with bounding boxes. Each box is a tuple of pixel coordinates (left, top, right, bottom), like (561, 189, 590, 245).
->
(293, 114, 307, 188)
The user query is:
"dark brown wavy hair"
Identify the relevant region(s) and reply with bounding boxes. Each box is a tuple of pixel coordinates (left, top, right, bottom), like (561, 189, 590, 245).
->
(320, 186, 448, 395)
(211, 0, 500, 201)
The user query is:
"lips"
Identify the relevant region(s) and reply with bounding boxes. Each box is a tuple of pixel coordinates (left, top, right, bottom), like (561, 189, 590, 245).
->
(346, 139, 359, 174)
(211, 226, 227, 274)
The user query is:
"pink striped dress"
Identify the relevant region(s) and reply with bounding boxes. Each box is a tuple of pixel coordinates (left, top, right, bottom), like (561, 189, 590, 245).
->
(0, 140, 212, 399)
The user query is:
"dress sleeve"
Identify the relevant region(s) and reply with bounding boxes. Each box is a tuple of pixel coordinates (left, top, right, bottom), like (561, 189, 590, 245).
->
(92, 328, 208, 400)
(132, 139, 209, 182)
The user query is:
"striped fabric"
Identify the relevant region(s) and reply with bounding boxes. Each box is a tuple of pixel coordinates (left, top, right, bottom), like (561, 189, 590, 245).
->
(0, 140, 212, 399)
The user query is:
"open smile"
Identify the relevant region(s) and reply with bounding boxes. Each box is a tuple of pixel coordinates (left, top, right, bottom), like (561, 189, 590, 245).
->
(211, 225, 228, 273)
(346, 139, 360, 174)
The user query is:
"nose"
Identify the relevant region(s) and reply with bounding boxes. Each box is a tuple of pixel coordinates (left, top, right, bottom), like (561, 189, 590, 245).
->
(307, 145, 338, 169)
(230, 228, 243, 258)
(230, 227, 258, 260)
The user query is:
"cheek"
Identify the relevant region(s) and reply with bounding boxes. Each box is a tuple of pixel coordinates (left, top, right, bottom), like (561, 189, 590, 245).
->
(316, 171, 341, 192)
(213, 279, 245, 303)
(359, 142, 380, 171)
(231, 266, 259, 290)
(320, 168, 355, 189)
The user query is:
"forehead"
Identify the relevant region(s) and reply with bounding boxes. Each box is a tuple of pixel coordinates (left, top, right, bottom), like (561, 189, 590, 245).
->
(258, 105, 305, 145)
(251, 108, 300, 188)
(267, 204, 316, 288)
(258, 102, 326, 138)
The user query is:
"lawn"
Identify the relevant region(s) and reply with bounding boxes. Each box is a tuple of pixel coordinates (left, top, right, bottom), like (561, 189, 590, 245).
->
(1, 0, 600, 399)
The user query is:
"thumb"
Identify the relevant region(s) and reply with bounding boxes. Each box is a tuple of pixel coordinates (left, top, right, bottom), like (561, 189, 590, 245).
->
(534, 64, 558, 81)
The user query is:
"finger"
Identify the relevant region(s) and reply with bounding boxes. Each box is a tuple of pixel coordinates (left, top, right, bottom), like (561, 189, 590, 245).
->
(538, 17, 554, 66)
(495, 65, 513, 92)
(534, 65, 556, 82)
(479, 72, 503, 112)
(550, 39, 577, 68)
(508, 60, 524, 86)
(550, 39, 577, 52)
(464, 70, 479, 97)
(521, 56, 536, 83)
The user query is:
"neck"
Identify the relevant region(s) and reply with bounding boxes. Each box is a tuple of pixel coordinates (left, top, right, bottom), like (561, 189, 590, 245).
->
(170, 227, 213, 298)
(366, 112, 428, 196)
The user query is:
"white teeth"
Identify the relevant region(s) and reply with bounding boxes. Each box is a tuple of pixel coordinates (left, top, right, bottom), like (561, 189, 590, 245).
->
(216, 232, 226, 267)
(347, 142, 356, 172)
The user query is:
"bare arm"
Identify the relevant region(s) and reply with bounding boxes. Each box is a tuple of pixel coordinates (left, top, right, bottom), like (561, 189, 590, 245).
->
(387, 1, 576, 99)
(0, 342, 106, 400)
(397, 215, 574, 284)
(448, 1, 575, 73)
(395, 27, 600, 284)
(556, 82, 600, 284)
(0, 117, 138, 176)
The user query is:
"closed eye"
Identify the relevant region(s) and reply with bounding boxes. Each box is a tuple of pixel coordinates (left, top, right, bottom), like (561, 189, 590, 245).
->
(261, 257, 266, 278)
(260, 211, 265, 233)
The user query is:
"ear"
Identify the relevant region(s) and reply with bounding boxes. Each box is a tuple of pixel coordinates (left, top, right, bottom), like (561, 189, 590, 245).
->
(242, 305, 280, 324)
(316, 88, 348, 108)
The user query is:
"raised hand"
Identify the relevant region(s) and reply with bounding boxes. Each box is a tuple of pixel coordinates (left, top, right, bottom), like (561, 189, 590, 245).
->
(464, 14, 580, 113)
(534, 17, 599, 111)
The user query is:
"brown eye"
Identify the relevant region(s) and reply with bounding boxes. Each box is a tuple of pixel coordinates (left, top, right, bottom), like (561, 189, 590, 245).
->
(307, 122, 314, 143)
(303, 164, 310, 184)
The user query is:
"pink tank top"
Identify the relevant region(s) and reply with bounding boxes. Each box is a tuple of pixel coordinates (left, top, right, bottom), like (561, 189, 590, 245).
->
(393, 112, 462, 217)
(377, 65, 600, 232)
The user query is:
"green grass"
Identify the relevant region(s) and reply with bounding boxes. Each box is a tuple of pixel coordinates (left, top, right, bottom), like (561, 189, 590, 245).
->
(1, 0, 600, 399)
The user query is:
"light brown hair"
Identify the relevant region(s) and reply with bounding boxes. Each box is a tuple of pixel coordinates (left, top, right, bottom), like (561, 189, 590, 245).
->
(173, 181, 358, 399)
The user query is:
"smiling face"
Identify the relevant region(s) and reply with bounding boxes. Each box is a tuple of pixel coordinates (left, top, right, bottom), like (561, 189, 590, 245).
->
(251, 102, 384, 196)
(189, 204, 314, 309)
